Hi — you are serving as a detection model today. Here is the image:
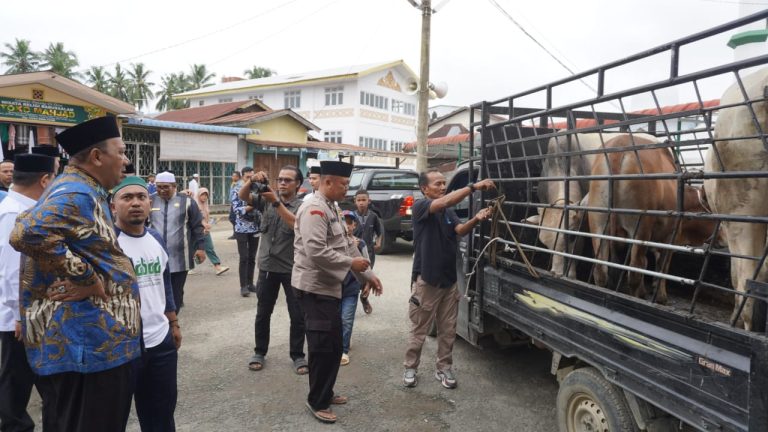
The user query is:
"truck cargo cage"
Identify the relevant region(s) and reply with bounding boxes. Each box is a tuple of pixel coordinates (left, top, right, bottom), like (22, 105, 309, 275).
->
(465, 9, 768, 432)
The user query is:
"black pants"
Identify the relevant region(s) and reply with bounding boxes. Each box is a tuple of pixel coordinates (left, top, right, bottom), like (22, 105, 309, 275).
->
(296, 291, 342, 411)
(133, 330, 178, 432)
(254, 271, 306, 360)
(170, 271, 188, 313)
(236, 233, 259, 289)
(0, 332, 35, 432)
(37, 362, 133, 432)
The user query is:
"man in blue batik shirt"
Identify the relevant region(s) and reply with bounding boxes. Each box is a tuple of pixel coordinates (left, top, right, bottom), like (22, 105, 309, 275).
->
(10, 117, 141, 432)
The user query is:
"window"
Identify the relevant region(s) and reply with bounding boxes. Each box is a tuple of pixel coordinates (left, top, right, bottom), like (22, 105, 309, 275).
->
(248, 94, 263, 101)
(390, 141, 405, 152)
(218, 97, 233, 103)
(359, 136, 387, 150)
(404, 102, 416, 116)
(324, 86, 344, 106)
(324, 130, 343, 143)
(369, 172, 419, 190)
(198, 100, 205, 106)
(284, 90, 301, 109)
(348, 172, 365, 190)
(360, 91, 388, 110)
(392, 99, 404, 114)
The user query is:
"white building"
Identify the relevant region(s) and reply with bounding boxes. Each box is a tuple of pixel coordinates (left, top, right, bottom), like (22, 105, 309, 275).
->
(175, 60, 420, 153)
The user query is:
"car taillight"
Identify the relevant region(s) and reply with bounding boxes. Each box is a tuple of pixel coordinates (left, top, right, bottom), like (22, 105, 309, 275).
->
(399, 195, 415, 216)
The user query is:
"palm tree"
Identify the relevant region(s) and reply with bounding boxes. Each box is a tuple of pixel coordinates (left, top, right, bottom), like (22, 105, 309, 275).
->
(85, 66, 110, 94)
(189, 64, 215, 89)
(1, 38, 40, 74)
(40, 42, 81, 79)
(107, 63, 131, 103)
(155, 72, 190, 111)
(243, 66, 276, 79)
(127, 63, 155, 110)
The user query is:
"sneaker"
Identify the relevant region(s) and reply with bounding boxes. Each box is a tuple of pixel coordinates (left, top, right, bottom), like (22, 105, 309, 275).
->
(247, 284, 258, 293)
(340, 353, 350, 366)
(240, 286, 250, 297)
(403, 368, 417, 387)
(188, 269, 197, 275)
(435, 369, 457, 389)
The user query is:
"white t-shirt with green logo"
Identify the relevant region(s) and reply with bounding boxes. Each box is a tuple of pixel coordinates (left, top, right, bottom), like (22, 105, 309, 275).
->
(117, 228, 172, 348)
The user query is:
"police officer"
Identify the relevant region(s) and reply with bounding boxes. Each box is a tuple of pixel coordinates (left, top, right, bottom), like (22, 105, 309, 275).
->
(292, 160, 383, 424)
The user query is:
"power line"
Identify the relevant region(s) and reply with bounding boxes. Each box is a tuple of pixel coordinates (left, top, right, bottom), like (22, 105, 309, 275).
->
(85, 0, 301, 72)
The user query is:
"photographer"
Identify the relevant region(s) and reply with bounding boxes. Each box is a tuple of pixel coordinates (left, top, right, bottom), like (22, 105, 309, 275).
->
(240, 166, 308, 374)
(232, 167, 262, 297)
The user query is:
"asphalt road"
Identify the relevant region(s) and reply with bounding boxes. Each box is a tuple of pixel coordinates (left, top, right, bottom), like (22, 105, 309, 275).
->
(26, 223, 559, 431)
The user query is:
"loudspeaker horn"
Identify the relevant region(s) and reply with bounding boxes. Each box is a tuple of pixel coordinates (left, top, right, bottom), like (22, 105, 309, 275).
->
(430, 81, 448, 99)
(405, 78, 420, 96)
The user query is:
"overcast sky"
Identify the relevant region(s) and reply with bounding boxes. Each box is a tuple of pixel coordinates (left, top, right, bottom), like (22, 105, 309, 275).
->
(4, 0, 766, 111)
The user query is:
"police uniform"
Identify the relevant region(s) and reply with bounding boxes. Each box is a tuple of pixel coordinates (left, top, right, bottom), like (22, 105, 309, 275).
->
(292, 165, 373, 413)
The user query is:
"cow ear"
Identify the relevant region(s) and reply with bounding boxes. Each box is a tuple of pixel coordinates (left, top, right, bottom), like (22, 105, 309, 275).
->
(523, 214, 540, 225)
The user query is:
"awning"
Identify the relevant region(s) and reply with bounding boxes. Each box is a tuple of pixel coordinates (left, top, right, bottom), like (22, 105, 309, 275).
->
(159, 129, 238, 163)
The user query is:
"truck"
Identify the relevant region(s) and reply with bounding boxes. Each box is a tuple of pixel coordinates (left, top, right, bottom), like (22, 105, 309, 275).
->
(453, 11, 768, 432)
(341, 167, 423, 254)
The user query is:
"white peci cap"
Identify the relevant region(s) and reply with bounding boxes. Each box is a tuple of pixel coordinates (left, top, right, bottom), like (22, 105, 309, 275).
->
(156, 171, 176, 183)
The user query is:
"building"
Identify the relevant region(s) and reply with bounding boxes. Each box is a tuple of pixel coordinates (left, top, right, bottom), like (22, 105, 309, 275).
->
(0, 71, 136, 159)
(173, 60, 420, 153)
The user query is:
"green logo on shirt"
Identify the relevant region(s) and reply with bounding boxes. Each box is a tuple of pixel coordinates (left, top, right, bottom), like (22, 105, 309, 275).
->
(133, 257, 162, 277)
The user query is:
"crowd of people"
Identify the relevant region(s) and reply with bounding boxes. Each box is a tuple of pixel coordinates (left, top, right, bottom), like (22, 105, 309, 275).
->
(0, 115, 495, 430)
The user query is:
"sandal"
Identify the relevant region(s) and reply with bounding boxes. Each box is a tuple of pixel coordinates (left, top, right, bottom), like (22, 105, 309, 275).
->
(360, 293, 372, 314)
(215, 266, 230, 276)
(331, 395, 348, 405)
(306, 402, 336, 423)
(293, 357, 309, 375)
(248, 354, 265, 371)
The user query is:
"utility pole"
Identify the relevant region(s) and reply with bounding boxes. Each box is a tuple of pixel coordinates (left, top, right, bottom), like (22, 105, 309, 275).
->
(415, 0, 432, 173)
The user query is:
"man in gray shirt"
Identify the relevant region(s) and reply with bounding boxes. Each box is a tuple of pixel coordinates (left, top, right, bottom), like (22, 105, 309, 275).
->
(150, 171, 206, 312)
(242, 165, 308, 375)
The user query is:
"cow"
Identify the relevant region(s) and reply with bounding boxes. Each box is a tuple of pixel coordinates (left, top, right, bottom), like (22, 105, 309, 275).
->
(527, 132, 657, 277)
(588, 135, 720, 304)
(703, 67, 768, 330)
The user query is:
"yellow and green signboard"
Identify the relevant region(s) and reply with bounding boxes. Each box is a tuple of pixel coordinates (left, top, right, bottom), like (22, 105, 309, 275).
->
(0, 97, 104, 125)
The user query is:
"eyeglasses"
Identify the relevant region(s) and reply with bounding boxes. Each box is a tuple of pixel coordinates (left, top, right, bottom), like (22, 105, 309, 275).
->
(276, 177, 296, 184)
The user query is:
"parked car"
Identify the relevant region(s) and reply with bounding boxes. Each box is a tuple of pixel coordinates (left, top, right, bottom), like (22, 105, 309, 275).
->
(339, 168, 422, 254)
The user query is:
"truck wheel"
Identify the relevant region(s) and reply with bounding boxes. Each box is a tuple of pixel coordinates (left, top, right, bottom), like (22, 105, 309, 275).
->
(557, 367, 637, 432)
(379, 230, 397, 255)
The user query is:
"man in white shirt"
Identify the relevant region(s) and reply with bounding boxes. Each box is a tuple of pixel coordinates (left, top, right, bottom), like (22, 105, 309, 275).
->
(302, 166, 320, 202)
(0, 154, 55, 431)
(112, 176, 182, 431)
(188, 173, 200, 198)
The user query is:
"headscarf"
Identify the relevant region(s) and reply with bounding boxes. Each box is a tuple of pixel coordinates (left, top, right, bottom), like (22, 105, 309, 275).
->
(196, 187, 211, 229)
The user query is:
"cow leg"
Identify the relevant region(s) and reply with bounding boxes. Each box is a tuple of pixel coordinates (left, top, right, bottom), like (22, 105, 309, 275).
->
(589, 210, 610, 287)
(627, 218, 654, 300)
(653, 249, 672, 305)
(726, 221, 768, 330)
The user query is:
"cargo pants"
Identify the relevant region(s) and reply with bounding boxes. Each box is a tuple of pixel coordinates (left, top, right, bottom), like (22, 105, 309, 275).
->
(404, 276, 460, 372)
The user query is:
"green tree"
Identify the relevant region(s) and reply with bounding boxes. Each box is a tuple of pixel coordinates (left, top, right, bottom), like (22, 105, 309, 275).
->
(189, 64, 215, 89)
(41, 42, 81, 79)
(127, 62, 154, 110)
(1, 38, 40, 74)
(155, 72, 190, 111)
(243, 65, 276, 79)
(85, 66, 110, 93)
(107, 63, 131, 103)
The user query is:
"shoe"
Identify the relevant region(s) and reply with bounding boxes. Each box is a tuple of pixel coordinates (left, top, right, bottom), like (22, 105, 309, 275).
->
(247, 284, 258, 293)
(228, 235, 236, 240)
(215, 266, 230, 276)
(340, 353, 350, 366)
(435, 369, 457, 389)
(188, 269, 197, 275)
(403, 368, 417, 387)
(240, 286, 250, 297)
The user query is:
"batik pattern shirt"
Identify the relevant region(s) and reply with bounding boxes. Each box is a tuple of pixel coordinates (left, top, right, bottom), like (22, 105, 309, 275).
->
(231, 181, 261, 234)
(10, 166, 141, 376)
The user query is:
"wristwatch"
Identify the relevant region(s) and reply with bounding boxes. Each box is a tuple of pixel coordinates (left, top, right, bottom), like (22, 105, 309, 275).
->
(466, 182, 475, 192)
(272, 201, 281, 208)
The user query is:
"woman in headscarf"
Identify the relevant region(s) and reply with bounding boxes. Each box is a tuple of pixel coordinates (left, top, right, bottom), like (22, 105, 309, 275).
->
(196, 187, 230, 276)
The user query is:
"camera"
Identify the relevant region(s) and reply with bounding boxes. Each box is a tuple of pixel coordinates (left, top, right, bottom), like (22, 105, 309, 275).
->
(252, 180, 271, 194)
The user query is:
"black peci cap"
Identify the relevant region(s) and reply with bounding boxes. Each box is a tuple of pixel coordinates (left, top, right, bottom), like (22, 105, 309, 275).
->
(309, 166, 321, 175)
(14, 154, 55, 173)
(320, 161, 353, 177)
(55, 116, 121, 156)
(31, 145, 61, 158)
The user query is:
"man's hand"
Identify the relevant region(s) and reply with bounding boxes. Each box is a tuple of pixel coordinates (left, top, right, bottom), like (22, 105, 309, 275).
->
(260, 191, 278, 203)
(47, 277, 108, 302)
(14, 321, 22, 341)
(171, 325, 182, 350)
(194, 250, 206, 265)
(475, 207, 493, 222)
(253, 171, 268, 183)
(367, 275, 383, 296)
(351, 257, 370, 272)
(474, 179, 497, 192)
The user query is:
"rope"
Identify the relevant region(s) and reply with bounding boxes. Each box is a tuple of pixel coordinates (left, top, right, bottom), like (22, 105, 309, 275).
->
(488, 195, 540, 279)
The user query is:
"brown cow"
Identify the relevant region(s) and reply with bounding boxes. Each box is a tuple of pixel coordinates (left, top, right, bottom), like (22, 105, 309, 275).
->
(588, 135, 719, 303)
